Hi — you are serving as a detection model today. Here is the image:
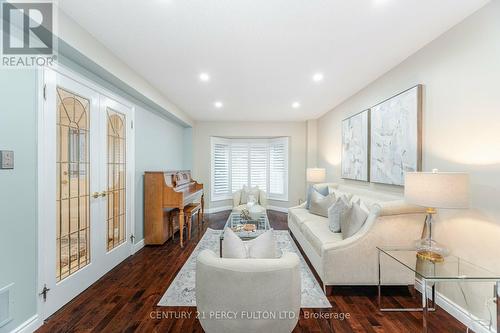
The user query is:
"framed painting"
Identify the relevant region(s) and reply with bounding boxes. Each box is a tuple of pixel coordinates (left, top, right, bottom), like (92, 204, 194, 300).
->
(370, 85, 422, 186)
(341, 109, 370, 181)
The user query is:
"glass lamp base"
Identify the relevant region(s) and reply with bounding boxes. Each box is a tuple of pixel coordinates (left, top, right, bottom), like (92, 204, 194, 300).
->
(415, 238, 449, 262)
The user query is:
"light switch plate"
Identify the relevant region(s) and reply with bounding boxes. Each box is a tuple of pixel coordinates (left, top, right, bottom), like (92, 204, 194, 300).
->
(0, 151, 14, 169)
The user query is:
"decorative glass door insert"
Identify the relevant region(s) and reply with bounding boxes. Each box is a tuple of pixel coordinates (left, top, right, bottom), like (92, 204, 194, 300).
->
(106, 108, 126, 251)
(56, 87, 90, 282)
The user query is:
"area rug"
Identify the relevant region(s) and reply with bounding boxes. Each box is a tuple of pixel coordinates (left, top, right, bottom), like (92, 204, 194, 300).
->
(157, 228, 331, 308)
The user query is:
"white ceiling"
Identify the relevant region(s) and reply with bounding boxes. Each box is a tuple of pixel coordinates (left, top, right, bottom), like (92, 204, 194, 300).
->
(59, 0, 488, 122)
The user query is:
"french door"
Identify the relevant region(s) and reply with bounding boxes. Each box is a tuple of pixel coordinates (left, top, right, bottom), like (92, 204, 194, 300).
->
(40, 68, 134, 318)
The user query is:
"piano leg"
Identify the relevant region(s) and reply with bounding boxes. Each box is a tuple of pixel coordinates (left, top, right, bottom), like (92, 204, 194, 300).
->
(179, 209, 185, 248)
(201, 194, 205, 223)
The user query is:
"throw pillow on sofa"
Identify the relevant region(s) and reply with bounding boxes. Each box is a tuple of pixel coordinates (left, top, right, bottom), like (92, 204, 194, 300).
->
(222, 228, 276, 259)
(309, 190, 336, 217)
(306, 184, 329, 209)
(328, 188, 354, 202)
(327, 195, 350, 232)
(340, 199, 369, 239)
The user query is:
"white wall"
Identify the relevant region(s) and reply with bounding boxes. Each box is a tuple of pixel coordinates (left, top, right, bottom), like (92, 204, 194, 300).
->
(317, 1, 500, 327)
(57, 8, 193, 126)
(192, 121, 307, 211)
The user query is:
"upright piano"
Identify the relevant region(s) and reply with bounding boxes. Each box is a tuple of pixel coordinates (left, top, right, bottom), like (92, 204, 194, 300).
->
(144, 170, 204, 245)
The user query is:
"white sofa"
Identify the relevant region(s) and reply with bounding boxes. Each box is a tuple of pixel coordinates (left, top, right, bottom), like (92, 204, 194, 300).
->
(232, 188, 267, 212)
(196, 249, 301, 333)
(288, 183, 426, 289)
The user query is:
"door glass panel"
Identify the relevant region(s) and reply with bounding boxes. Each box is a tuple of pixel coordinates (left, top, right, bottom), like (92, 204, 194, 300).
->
(56, 87, 90, 282)
(106, 108, 126, 251)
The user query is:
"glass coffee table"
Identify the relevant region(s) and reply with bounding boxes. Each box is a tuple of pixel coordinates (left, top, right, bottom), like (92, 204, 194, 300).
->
(377, 247, 500, 333)
(219, 211, 271, 257)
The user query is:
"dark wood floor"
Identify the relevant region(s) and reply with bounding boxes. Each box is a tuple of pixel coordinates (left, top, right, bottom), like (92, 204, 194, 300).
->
(37, 210, 469, 333)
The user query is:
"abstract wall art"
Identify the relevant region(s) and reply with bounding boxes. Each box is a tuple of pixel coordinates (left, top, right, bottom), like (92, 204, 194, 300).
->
(370, 85, 422, 186)
(341, 109, 369, 181)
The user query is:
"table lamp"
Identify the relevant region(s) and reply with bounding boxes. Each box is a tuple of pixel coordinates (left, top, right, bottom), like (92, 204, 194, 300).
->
(306, 168, 326, 183)
(405, 169, 469, 262)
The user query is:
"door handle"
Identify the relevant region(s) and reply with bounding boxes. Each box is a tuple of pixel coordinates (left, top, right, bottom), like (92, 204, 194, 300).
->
(92, 191, 107, 198)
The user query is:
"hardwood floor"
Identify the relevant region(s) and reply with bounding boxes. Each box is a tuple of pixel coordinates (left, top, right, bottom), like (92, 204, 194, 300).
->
(37, 210, 469, 333)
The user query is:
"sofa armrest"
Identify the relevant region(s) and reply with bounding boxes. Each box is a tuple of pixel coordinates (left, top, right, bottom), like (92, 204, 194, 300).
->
(232, 190, 241, 207)
(289, 201, 307, 210)
(320, 210, 425, 285)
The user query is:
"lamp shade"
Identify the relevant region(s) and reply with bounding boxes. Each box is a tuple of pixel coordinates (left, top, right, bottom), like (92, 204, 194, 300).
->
(404, 171, 469, 209)
(306, 168, 326, 183)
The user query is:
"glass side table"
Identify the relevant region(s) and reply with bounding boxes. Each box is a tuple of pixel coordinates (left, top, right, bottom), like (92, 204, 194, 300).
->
(377, 247, 500, 333)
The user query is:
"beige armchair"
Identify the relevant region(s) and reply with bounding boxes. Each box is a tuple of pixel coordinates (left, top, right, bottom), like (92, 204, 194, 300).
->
(232, 188, 267, 212)
(196, 249, 301, 333)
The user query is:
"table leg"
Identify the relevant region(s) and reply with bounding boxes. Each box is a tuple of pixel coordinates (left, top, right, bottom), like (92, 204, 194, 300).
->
(219, 237, 222, 258)
(496, 281, 499, 333)
(179, 209, 185, 248)
(422, 279, 428, 333)
(378, 249, 382, 309)
(197, 210, 201, 238)
(188, 215, 192, 240)
(201, 194, 205, 223)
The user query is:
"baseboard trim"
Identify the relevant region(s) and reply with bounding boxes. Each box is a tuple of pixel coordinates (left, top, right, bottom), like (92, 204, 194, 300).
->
(414, 279, 495, 333)
(10, 314, 42, 333)
(267, 205, 289, 213)
(206, 206, 232, 214)
(132, 239, 145, 254)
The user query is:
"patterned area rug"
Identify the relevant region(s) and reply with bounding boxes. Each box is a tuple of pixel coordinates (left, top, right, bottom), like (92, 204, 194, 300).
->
(157, 228, 331, 308)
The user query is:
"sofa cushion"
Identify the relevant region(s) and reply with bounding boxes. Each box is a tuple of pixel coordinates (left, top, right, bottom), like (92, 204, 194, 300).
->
(298, 212, 328, 233)
(288, 207, 311, 228)
(301, 220, 343, 255)
(309, 191, 336, 217)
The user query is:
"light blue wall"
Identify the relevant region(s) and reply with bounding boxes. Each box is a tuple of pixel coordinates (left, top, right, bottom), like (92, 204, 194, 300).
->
(134, 106, 185, 240)
(0, 58, 190, 332)
(183, 127, 193, 171)
(0, 68, 38, 332)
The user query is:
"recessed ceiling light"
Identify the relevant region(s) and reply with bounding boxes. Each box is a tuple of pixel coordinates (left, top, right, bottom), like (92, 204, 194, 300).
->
(199, 73, 210, 82)
(214, 101, 223, 108)
(373, 0, 390, 6)
(312, 73, 324, 82)
(292, 102, 301, 109)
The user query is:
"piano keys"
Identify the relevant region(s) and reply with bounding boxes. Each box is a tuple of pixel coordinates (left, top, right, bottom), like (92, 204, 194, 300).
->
(144, 170, 204, 246)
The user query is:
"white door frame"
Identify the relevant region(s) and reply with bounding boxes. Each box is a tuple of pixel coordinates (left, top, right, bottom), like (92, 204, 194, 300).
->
(36, 63, 136, 321)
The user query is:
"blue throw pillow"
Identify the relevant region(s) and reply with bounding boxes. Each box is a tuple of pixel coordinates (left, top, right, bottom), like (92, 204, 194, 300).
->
(306, 184, 329, 210)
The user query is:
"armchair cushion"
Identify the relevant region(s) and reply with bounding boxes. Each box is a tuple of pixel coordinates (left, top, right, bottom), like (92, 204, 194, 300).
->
(222, 228, 276, 259)
(240, 185, 260, 204)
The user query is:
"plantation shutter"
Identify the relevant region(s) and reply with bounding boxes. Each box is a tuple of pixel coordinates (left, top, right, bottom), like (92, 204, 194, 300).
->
(211, 137, 289, 201)
(249, 143, 268, 192)
(269, 138, 288, 200)
(211, 138, 230, 199)
(231, 142, 249, 193)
